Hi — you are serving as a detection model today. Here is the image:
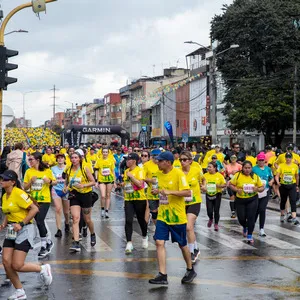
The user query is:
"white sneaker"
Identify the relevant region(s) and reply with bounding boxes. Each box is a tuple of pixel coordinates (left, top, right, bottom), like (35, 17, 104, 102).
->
(8, 288, 27, 299)
(101, 210, 105, 217)
(259, 228, 266, 237)
(125, 242, 133, 254)
(40, 264, 53, 286)
(142, 236, 149, 249)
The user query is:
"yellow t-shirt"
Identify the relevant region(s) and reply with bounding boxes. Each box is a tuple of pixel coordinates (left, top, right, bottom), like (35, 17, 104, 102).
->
(173, 158, 181, 169)
(191, 161, 203, 173)
(24, 168, 56, 203)
(246, 156, 257, 167)
(60, 148, 67, 154)
(276, 152, 300, 166)
(65, 165, 92, 194)
(42, 153, 56, 167)
(94, 158, 115, 183)
(86, 153, 98, 168)
(65, 158, 93, 174)
(184, 167, 203, 206)
(203, 172, 226, 196)
(202, 149, 215, 169)
(230, 172, 263, 199)
(144, 160, 160, 200)
(276, 163, 299, 185)
(2, 187, 33, 223)
(208, 152, 224, 164)
(157, 168, 190, 225)
(123, 166, 146, 201)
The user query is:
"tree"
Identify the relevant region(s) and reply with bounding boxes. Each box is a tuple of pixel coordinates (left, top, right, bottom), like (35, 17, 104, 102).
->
(211, 0, 300, 147)
(52, 125, 62, 135)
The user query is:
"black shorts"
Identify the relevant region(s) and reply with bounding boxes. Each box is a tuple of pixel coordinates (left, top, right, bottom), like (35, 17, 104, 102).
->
(99, 182, 114, 185)
(3, 239, 31, 253)
(149, 199, 159, 212)
(185, 203, 201, 216)
(70, 191, 93, 208)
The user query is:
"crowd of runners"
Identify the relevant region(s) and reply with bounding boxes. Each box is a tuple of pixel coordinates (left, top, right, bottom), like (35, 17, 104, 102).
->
(0, 140, 299, 298)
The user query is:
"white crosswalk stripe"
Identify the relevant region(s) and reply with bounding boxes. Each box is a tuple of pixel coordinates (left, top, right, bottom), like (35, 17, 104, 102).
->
(195, 225, 256, 250)
(265, 224, 300, 240)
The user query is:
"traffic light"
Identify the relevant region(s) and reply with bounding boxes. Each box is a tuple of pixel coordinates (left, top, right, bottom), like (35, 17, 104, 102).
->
(0, 45, 18, 90)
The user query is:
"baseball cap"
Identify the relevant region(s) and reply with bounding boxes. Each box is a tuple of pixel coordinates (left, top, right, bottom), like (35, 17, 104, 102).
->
(285, 152, 293, 158)
(212, 155, 217, 159)
(156, 151, 174, 163)
(211, 144, 216, 149)
(123, 147, 128, 152)
(56, 153, 65, 159)
(0, 170, 18, 181)
(75, 149, 84, 157)
(257, 152, 266, 161)
(151, 149, 161, 156)
(127, 153, 139, 163)
(287, 143, 294, 150)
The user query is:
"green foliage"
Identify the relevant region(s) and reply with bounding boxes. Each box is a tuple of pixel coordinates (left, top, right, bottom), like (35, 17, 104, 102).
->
(211, 0, 300, 146)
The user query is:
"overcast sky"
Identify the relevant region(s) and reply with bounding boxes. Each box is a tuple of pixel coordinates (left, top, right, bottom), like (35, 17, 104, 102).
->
(1, 0, 233, 127)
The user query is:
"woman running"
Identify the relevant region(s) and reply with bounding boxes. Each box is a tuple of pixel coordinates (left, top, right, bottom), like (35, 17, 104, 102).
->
(23, 152, 56, 258)
(252, 152, 274, 236)
(229, 161, 264, 244)
(0, 170, 52, 300)
(202, 162, 226, 231)
(275, 152, 300, 225)
(180, 150, 203, 264)
(94, 147, 115, 218)
(63, 151, 96, 252)
(51, 153, 70, 238)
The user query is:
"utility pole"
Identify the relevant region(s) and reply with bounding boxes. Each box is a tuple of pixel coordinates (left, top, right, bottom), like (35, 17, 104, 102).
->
(50, 84, 59, 126)
(129, 92, 133, 137)
(160, 91, 165, 137)
(293, 64, 298, 144)
(210, 53, 217, 144)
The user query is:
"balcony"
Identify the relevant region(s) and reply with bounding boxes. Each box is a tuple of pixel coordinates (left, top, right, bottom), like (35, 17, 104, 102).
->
(190, 59, 209, 75)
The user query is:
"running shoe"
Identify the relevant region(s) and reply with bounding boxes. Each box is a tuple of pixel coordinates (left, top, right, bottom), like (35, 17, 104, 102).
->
(125, 242, 133, 254)
(65, 223, 70, 233)
(247, 235, 254, 245)
(40, 264, 53, 286)
(194, 248, 200, 261)
(101, 210, 105, 218)
(214, 224, 219, 232)
(292, 218, 300, 226)
(46, 240, 54, 253)
(181, 268, 197, 284)
(142, 236, 149, 249)
(7, 288, 27, 300)
(38, 247, 48, 258)
(243, 227, 248, 238)
(231, 211, 236, 219)
(280, 214, 285, 222)
(207, 219, 213, 228)
(287, 213, 293, 222)
(82, 227, 88, 238)
(54, 229, 62, 238)
(69, 241, 81, 252)
(91, 233, 96, 247)
(149, 273, 168, 285)
(105, 211, 109, 219)
(259, 229, 266, 237)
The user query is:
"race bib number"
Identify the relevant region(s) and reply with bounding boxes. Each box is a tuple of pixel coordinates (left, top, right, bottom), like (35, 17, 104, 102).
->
(159, 194, 169, 205)
(124, 183, 134, 194)
(31, 178, 43, 191)
(184, 190, 193, 203)
(283, 174, 293, 183)
(261, 179, 267, 187)
(207, 183, 217, 194)
(102, 168, 110, 176)
(243, 184, 254, 193)
(5, 224, 17, 240)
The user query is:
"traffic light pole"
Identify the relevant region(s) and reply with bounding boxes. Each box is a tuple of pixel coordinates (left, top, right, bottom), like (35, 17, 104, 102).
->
(0, 0, 57, 149)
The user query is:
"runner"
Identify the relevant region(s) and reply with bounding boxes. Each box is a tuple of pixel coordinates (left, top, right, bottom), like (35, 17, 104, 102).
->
(94, 147, 115, 218)
(0, 170, 52, 300)
(229, 161, 264, 244)
(275, 152, 300, 225)
(63, 151, 96, 252)
(42, 147, 56, 168)
(51, 153, 70, 238)
(123, 153, 148, 253)
(113, 147, 124, 193)
(180, 150, 203, 264)
(23, 152, 56, 258)
(149, 151, 197, 285)
(202, 162, 226, 231)
(252, 152, 274, 236)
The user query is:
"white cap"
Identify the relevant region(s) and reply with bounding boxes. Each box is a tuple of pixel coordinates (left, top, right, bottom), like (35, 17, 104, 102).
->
(75, 149, 84, 156)
(159, 147, 163, 151)
(211, 144, 216, 149)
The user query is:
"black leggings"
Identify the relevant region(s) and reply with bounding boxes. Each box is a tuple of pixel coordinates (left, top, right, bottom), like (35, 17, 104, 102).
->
(79, 210, 86, 232)
(206, 193, 222, 224)
(125, 200, 147, 242)
(255, 190, 270, 229)
(235, 196, 258, 236)
(229, 201, 236, 212)
(35, 203, 50, 238)
(279, 184, 297, 213)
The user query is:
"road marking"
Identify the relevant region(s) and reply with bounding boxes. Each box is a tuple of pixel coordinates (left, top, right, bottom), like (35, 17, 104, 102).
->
(265, 224, 300, 239)
(230, 226, 300, 249)
(195, 225, 256, 250)
(80, 233, 113, 252)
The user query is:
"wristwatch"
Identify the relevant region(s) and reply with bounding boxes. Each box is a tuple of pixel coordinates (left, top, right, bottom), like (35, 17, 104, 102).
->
(19, 222, 25, 228)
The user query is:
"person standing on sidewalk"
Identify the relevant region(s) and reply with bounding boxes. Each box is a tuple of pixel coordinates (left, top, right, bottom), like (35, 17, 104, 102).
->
(275, 152, 300, 225)
(149, 151, 197, 285)
(252, 152, 274, 236)
(0, 170, 52, 300)
(229, 161, 264, 244)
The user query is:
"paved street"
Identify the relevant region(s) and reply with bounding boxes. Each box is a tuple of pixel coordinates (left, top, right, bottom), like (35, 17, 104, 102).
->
(1, 193, 300, 299)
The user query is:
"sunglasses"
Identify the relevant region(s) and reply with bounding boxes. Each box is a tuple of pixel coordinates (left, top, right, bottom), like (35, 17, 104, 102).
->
(141, 155, 149, 158)
(258, 159, 265, 162)
(28, 158, 35, 162)
(179, 158, 190, 162)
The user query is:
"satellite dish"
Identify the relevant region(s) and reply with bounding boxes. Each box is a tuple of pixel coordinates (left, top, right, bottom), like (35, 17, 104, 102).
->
(3, 105, 14, 127)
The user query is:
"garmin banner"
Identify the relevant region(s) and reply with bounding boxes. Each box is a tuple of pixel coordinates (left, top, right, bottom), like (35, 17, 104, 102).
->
(164, 121, 174, 147)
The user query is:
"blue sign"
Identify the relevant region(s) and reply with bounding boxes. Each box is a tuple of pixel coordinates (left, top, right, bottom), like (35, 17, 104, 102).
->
(182, 133, 188, 143)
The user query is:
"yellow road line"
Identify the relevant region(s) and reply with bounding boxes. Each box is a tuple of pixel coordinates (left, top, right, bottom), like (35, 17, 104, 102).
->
(53, 268, 300, 294)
